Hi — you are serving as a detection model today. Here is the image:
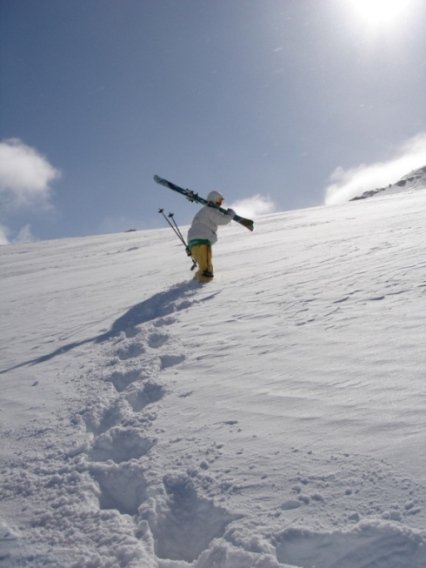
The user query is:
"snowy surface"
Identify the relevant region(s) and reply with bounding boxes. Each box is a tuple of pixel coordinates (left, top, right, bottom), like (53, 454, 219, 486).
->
(1, 190, 426, 567)
(351, 165, 426, 201)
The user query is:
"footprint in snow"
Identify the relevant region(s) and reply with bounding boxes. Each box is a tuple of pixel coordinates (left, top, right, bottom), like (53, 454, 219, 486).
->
(89, 427, 156, 463)
(147, 474, 237, 563)
(108, 369, 144, 392)
(83, 398, 131, 435)
(90, 462, 147, 516)
(115, 342, 145, 361)
(125, 381, 166, 412)
(147, 332, 169, 349)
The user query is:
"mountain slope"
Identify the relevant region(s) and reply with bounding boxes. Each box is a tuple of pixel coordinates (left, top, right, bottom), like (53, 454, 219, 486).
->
(1, 190, 426, 568)
(351, 164, 426, 200)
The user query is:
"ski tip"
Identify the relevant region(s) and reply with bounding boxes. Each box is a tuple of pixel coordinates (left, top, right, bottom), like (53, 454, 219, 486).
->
(239, 218, 254, 231)
(154, 175, 169, 187)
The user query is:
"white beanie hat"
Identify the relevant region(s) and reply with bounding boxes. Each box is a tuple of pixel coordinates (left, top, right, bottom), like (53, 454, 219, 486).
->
(207, 190, 224, 203)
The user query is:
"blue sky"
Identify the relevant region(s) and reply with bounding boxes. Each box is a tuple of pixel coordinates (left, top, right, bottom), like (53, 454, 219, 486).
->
(1, 0, 426, 242)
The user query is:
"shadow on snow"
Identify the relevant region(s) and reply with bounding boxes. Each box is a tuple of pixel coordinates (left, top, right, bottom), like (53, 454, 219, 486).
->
(1, 281, 214, 374)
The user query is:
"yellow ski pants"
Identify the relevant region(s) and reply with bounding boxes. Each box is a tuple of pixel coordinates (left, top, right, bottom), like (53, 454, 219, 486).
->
(190, 244, 214, 282)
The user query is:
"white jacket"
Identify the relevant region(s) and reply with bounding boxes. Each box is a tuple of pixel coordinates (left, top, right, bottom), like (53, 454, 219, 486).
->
(187, 205, 233, 246)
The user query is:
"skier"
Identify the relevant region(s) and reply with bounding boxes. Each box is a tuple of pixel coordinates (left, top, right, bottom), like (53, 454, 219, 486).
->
(187, 191, 235, 282)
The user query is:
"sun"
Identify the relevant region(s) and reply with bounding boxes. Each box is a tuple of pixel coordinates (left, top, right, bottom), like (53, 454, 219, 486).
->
(349, 0, 412, 27)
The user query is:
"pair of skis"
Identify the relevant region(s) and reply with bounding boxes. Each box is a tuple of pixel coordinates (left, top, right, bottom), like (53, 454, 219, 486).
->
(154, 175, 254, 232)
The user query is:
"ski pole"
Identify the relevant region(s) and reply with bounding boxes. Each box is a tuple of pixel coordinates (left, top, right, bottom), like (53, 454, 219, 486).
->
(168, 212, 187, 244)
(158, 209, 197, 271)
(158, 209, 185, 245)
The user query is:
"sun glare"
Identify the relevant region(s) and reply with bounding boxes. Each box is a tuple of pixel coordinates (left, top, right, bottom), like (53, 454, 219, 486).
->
(349, 0, 412, 27)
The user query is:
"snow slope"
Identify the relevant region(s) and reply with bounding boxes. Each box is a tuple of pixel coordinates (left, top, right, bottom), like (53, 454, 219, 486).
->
(1, 190, 426, 567)
(351, 165, 426, 201)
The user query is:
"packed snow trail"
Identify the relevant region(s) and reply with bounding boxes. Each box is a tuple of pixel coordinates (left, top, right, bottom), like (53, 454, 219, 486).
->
(1, 190, 426, 567)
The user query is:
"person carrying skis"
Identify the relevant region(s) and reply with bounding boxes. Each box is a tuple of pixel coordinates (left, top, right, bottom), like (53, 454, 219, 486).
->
(187, 191, 235, 283)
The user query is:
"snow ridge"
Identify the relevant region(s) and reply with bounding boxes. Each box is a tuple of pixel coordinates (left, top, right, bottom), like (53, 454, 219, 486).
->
(351, 164, 426, 201)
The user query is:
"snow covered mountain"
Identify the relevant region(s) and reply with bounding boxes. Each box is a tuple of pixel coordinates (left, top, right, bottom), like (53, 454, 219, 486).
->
(1, 190, 426, 568)
(351, 164, 426, 201)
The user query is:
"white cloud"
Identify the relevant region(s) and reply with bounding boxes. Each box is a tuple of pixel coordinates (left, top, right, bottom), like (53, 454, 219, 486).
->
(15, 224, 36, 243)
(325, 133, 426, 205)
(0, 139, 60, 207)
(229, 194, 276, 219)
(0, 224, 37, 246)
(0, 224, 10, 245)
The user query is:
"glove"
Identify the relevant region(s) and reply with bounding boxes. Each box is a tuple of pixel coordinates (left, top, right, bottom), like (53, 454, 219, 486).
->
(227, 208, 236, 217)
